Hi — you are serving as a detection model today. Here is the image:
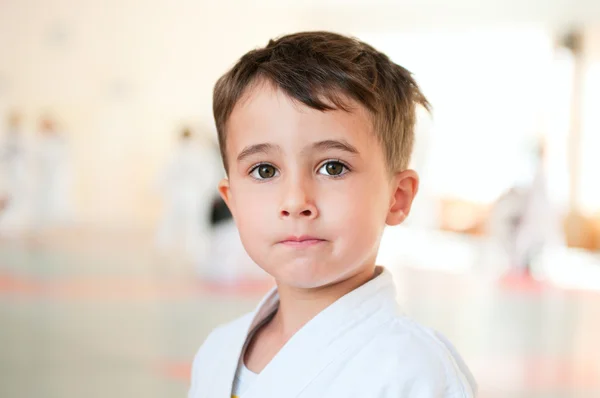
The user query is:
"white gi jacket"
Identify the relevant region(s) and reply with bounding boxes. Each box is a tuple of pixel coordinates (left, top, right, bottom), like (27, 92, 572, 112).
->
(189, 267, 477, 398)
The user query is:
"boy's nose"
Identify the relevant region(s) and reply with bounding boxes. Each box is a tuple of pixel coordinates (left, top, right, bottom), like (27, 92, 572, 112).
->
(279, 180, 318, 220)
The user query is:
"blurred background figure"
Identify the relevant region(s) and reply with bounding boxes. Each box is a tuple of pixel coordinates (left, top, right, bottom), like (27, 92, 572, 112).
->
(514, 140, 566, 274)
(0, 111, 30, 236)
(203, 195, 264, 283)
(31, 115, 72, 230)
(155, 127, 220, 265)
(487, 139, 566, 278)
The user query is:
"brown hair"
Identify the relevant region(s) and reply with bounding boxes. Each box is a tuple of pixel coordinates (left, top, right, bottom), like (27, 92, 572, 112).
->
(213, 31, 430, 173)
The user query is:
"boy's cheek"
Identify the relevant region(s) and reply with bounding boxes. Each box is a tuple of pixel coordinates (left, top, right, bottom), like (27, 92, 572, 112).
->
(321, 186, 376, 215)
(237, 199, 274, 228)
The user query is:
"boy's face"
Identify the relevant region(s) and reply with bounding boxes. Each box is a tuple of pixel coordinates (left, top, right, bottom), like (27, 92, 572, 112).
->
(219, 82, 418, 289)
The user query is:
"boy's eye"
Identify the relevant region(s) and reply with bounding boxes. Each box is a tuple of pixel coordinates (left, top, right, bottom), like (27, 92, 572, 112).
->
(318, 161, 348, 177)
(250, 164, 278, 180)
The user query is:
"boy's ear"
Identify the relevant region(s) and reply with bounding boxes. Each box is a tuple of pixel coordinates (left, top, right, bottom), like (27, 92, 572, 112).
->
(218, 178, 234, 216)
(386, 169, 419, 226)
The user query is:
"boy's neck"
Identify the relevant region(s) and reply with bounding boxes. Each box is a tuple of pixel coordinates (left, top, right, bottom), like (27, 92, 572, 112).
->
(271, 265, 378, 340)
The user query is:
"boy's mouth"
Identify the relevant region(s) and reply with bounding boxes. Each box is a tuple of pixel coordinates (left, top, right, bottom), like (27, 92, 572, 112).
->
(278, 235, 326, 247)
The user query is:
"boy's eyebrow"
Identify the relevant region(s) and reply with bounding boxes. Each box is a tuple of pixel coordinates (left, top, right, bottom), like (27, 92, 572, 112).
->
(236, 140, 359, 163)
(309, 139, 359, 155)
(237, 143, 281, 163)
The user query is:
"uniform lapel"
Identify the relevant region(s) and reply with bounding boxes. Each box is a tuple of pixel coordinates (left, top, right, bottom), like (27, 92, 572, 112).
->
(243, 267, 398, 398)
(209, 289, 280, 398)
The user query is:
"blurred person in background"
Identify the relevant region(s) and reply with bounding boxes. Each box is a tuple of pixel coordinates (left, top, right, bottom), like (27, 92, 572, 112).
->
(487, 139, 564, 278)
(32, 115, 72, 230)
(0, 111, 31, 236)
(513, 140, 565, 273)
(201, 194, 263, 283)
(156, 127, 220, 264)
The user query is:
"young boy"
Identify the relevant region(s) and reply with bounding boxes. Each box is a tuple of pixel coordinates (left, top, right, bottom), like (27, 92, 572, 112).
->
(189, 31, 477, 398)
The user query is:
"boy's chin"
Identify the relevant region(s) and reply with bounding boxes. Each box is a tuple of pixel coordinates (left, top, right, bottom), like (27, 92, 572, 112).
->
(267, 261, 346, 290)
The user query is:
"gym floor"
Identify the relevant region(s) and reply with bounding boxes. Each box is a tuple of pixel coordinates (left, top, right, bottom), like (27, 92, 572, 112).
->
(1, 227, 599, 398)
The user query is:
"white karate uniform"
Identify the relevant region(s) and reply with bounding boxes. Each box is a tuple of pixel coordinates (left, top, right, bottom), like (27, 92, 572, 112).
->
(200, 218, 267, 281)
(0, 130, 31, 233)
(156, 142, 220, 261)
(189, 267, 477, 398)
(514, 165, 565, 266)
(32, 133, 72, 228)
(486, 165, 564, 272)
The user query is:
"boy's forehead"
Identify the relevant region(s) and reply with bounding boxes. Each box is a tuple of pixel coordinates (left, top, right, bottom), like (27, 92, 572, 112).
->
(226, 83, 376, 154)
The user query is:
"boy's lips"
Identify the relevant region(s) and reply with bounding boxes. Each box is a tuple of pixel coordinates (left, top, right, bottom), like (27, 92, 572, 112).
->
(278, 235, 327, 247)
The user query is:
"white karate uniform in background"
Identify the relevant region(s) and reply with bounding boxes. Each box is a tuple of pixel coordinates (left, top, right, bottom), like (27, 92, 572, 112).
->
(200, 218, 263, 281)
(487, 163, 564, 272)
(0, 127, 31, 234)
(189, 267, 477, 398)
(156, 140, 220, 262)
(32, 132, 72, 228)
(514, 163, 565, 268)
